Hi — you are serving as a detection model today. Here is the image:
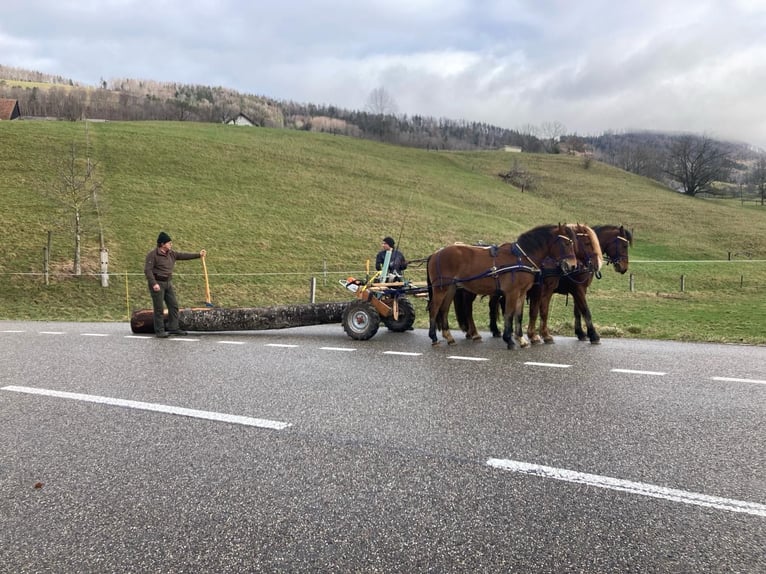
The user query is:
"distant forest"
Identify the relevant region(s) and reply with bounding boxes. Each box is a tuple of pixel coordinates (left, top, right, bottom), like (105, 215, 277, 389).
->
(2, 64, 765, 201)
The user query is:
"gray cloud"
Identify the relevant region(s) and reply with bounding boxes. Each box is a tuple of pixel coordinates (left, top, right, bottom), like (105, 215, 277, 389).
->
(2, 0, 764, 148)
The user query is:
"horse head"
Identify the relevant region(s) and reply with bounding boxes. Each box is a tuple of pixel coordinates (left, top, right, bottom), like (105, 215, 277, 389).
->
(569, 224, 603, 274)
(517, 223, 578, 275)
(591, 225, 631, 274)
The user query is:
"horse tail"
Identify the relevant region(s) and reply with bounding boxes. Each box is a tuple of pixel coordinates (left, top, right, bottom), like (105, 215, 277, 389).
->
(453, 289, 468, 332)
(425, 255, 433, 312)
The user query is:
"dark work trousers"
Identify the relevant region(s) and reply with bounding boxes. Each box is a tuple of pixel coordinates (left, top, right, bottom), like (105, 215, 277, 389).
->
(150, 280, 180, 334)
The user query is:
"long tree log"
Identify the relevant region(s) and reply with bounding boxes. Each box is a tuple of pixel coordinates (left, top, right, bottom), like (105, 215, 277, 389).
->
(130, 302, 349, 334)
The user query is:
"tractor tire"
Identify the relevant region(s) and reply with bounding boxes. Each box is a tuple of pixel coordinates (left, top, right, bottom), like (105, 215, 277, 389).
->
(342, 300, 380, 340)
(382, 297, 416, 332)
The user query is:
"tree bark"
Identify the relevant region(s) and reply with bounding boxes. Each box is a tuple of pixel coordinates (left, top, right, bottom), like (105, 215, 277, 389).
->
(130, 302, 349, 334)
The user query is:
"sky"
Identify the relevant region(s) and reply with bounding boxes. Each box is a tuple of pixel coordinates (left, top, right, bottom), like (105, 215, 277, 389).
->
(2, 0, 765, 149)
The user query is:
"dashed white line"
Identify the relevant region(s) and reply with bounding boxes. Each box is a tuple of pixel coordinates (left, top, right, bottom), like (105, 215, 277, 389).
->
(170, 338, 200, 342)
(525, 361, 571, 368)
(265, 343, 299, 348)
(612, 368, 666, 376)
(320, 347, 356, 352)
(39, 331, 65, 335)
(712, 376, 766, 386)
(1, 330, 25, 333)
(218, 341, 245, 345)
(448, 356, 488, 362)
(1, 385, 291, 430)
(82, 333, 109, 337)
(487, 458, 766, 517)
(125, 335, 152, 339)
(384, 351, 423, 356)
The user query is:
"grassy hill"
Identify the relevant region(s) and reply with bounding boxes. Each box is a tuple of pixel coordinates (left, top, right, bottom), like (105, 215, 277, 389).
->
(1, 120, 765, 344)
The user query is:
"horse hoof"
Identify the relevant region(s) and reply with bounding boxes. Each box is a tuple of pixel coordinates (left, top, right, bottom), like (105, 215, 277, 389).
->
(590, 339, 601, 345)
(543, 338, 555, 344)
(471, 335, 483, 342)
(447, 339, 457, 346)
(431, 341, 440, 346)
(529, 336, 542, 345)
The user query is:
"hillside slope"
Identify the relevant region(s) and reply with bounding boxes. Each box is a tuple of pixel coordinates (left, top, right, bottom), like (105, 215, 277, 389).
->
(1, 120, 765, 342)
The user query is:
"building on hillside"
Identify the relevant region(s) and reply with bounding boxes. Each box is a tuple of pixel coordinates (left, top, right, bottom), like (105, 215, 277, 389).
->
(0, 99, 21, 120)
(226, 113, 256, 126)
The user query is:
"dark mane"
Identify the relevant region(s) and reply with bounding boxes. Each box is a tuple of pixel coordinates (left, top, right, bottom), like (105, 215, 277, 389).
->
(516, 224, 572, 254)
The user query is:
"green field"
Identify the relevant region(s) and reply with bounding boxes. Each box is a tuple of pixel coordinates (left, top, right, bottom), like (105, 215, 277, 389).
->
(1, 120, 765, 344)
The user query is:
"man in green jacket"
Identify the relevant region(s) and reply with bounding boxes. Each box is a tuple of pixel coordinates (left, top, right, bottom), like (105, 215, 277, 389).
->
(144, 231, 206, 338)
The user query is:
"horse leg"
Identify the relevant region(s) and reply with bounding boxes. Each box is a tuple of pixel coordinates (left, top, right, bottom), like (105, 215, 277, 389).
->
(526, 285, 542, 345)
(437, 285, 457, 345)
(428, 291, 441, 345)
(463, 291, 482, 341)
(489, 294, 503, 338)
(513, 294, 530, 348)
(539, 289, 555, 344)
(572, 286, 600, 344)
(501, 299, 515, 349)
(573, 305, 586, 341)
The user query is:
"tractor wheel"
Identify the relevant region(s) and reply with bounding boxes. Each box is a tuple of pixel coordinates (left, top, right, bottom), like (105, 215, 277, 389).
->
(382, 297, 416, 332)
(342, 300, 380, 340)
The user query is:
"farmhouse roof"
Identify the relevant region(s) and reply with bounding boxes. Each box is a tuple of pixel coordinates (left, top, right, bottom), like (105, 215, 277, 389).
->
(0, 98, 20, 120)
(226, 112, 255, 126)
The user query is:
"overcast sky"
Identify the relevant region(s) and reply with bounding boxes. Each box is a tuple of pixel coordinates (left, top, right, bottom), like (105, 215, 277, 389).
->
(2, 0, 765, 148)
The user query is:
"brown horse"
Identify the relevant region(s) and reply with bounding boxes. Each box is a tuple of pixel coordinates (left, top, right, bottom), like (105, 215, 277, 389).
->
(463, 224, 633, 343)
(426, 224, 578, 349)
(525, 224, 602, 344)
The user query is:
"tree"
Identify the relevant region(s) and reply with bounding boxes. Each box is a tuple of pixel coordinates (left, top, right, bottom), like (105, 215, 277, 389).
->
(539, 121, 566, 153)
(751, 155, 766, 206)
(664, 135, 731, 196)
(50, 143, 102, 276)
(365, 87, 398, 115)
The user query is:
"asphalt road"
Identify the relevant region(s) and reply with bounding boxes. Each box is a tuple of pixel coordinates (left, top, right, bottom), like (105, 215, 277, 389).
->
(1, 320, 765, 573)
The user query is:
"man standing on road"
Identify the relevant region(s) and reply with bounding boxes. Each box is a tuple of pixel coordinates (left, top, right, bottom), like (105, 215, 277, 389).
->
(144, 231, 206, 338)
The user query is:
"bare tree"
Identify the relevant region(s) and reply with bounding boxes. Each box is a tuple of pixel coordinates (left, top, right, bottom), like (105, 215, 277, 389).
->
(50, 143, 102, 275)
(365, 87, 398, 115)
(539, 121, 566, 153)
(499, 159, 536, 192)
(664, 135, 731, 196)
(751, 155, 766, 206)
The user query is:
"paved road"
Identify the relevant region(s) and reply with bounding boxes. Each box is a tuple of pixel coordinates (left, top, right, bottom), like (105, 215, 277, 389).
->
(1, 320, 765, 572)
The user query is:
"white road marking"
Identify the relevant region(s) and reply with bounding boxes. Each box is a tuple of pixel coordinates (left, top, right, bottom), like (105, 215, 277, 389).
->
(125, 335, 152, 339)
(320, 347, 356, 352)
(218, 341, 245, 345)
(39, 331, 65, 335)
(486, 458, 766, 518)
(448, 356, 488, 362)
(82, 333, 109, 337)
(266, 343, 299, 348)
(712, 376, 766, 386)
(525, 361, 571, 368)
(1, 385, 291, 430)
(170, 338, 199, 342)
(384, 351, 423, 356)
(612, 368, 666, 376)
(1, 330, 25, 333)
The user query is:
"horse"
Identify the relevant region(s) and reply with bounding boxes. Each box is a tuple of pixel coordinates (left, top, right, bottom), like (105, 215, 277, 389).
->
(525, 224, 602, 344)
(426, 224, 578, 349)
(460, 224, 632, 344)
